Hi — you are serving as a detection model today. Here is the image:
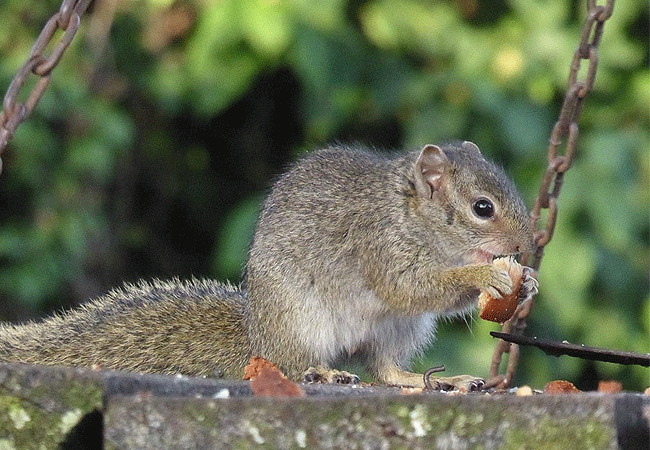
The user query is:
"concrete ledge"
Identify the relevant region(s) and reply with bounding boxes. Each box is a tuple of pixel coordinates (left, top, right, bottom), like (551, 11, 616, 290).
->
(0, 363, 103, 449)
(0, 362, 646, 449)
(104, 393, 623, 450)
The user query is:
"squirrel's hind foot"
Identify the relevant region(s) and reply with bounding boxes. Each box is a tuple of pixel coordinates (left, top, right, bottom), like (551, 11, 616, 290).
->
(379, 366, 484, 391)
(427, 374, 485, 392)
(303, 366, 361, 385)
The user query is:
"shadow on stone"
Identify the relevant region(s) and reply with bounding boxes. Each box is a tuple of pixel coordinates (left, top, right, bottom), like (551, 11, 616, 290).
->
(58, 409, 103, 450)
(615, 395, 650, 450)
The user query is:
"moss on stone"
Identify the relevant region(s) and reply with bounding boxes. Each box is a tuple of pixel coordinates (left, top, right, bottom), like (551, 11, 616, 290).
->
(502, 416, 614, 450)
(0, 367, 102, 449)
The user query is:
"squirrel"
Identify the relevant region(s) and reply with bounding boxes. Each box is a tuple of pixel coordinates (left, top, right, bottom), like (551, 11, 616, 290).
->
(0, 142, 534, 389)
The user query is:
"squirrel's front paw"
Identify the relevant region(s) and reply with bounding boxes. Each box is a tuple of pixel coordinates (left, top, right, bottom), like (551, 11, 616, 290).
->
(518, 266, 539, 300)
(303, 366, 360, 385)
(477, 265, 513, 299)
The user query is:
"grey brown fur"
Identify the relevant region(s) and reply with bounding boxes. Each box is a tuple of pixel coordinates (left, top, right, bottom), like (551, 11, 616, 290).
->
(0, 142, 533, 387)
(0, 279, 250, 378)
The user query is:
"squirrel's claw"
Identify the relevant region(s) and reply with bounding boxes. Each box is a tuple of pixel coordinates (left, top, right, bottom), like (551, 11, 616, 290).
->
(303, 366, 360, 385)
(518, 267, 539, 301)
(482, 267, 513, 299)
(427, 374, 485, 392)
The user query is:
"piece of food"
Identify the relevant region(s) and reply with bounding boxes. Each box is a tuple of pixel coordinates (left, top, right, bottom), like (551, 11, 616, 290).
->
(244, 355, 306, 397)
(243, 355, 281, 380)
(250, 367, 305, 397)
(597, 380, 622, 394)
(515, 385, 533, 396)
(544, 380, 581, 394)
(478, 257, 525, 323)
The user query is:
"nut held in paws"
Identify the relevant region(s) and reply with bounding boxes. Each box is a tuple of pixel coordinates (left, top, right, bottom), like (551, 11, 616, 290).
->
(478, 257, 524, 323)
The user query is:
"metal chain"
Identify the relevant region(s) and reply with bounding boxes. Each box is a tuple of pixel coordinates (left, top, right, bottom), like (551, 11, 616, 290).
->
(488, 0, 615, 389)
(0, 0, 93, 174)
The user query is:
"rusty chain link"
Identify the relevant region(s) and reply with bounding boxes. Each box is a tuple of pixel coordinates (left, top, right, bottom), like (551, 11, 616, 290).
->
(488, 0, 615, 388)
(0, 0, 93, 174)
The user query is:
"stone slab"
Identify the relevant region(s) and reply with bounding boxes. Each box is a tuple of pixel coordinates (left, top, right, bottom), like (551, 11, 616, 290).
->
(102, 392, 643, 450)
(0, 363, 103, 450)
(0, 362, 646, 449)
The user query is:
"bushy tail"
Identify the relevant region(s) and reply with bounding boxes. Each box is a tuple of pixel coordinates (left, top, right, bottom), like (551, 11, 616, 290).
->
(0, 279, 252, 378)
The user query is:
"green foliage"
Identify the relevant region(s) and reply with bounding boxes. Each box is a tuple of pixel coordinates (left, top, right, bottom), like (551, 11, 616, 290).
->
(212, 194, 262, 281)
(0, 0, 647, 390)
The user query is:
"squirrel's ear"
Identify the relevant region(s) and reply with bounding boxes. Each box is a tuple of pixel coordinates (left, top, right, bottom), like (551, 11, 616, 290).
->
(414, 144, 448, 199)
(461, 141, 482, 156)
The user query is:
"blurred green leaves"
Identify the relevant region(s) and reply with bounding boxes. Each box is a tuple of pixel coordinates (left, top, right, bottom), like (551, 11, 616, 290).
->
(0, 0, 647, 390)
(212, 194, 262, 281)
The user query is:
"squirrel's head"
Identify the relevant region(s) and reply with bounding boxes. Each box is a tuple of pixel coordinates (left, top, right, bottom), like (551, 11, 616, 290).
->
(412, 141, 534, 265)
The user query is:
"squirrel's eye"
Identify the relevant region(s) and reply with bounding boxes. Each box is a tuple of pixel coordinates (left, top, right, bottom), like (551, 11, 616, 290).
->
(473, 198, 495, 219)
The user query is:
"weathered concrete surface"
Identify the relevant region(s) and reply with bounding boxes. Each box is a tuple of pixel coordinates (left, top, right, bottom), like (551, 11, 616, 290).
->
(103, 393, 624, 450)
(0, 363, 103, 450)
(0, 362, 647, 449)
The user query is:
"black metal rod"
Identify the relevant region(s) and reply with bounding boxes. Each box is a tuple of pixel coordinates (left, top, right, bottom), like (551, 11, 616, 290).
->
(490, 332, 650, 367)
